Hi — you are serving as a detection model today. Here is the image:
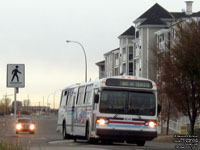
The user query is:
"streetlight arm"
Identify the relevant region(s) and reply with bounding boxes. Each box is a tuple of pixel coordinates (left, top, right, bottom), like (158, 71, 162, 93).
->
(66, 40, 87, 82)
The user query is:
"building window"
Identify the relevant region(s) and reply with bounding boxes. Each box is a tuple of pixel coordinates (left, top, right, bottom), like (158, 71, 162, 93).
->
(115, 53, 119, 66)
(115, 53, 119, 59)
(114, 68, 119, 76)
(122, 48, 126, 61)
(123, 39, 126, 45)
(135, 44, 140, 57)
(122, 63, 126, 74)
(136, 31, 139, 38)
(129, 63, 133, 75)
(129, 47, 133, 61)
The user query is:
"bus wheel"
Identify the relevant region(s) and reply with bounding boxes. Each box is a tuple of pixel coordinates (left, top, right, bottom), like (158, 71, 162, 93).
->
(63, 122, 68, 139)
(136, 141, 145, 146)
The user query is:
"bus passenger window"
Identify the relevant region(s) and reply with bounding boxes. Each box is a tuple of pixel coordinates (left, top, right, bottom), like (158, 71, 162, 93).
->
(67, 90, 74, 107)
(60, 90, 68, 107)
(84, 85, 93, 104)
(77, 86, 85, 105)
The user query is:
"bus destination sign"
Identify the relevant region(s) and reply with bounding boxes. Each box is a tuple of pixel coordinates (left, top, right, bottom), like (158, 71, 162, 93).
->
(106, 79, 153, 88)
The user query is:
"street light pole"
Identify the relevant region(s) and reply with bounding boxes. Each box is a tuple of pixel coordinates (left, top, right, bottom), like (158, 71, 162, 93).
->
(66, 40, 87, 82)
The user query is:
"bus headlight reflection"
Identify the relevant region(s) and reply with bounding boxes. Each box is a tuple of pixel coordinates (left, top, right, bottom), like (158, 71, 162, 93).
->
(96, 119, 109, 126)
(146, 121, 157, 128)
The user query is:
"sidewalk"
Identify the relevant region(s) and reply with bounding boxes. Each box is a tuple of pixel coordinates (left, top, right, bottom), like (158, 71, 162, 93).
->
(153, 135, 174, 142)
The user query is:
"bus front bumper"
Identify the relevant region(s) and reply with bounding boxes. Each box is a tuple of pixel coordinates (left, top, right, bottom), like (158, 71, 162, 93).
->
(96, 129, 157, 141)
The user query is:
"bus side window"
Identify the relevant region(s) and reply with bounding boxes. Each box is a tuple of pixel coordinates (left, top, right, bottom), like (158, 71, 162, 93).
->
(67, 89, 74, 107)
(93, 89, 99, 110)
(77, 86, 85, 105)
(84, 84, 93, 104)
(59, 91, 64, 107)
(65, 91, 69, 105)
(67, 90, 73, 107)
(60, 90, 68, 107)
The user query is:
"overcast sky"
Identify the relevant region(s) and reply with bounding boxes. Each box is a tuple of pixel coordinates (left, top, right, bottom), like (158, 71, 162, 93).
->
(0, 0, 199, 108)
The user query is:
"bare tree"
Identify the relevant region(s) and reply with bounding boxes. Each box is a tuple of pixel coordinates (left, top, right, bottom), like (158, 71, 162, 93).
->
(1, 96, 11, 114)
(156, 20, 200, 135)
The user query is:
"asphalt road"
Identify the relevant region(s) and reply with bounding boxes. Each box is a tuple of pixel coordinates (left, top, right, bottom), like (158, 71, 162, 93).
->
(0, 115, 186, 150)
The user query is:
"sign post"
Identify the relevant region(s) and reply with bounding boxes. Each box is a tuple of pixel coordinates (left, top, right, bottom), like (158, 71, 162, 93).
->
(7, 64, 25, 120)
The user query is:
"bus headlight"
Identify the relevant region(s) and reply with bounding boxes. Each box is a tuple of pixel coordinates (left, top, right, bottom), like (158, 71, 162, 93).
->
(16, 124, 22, 130)
(29, 124, 35, 130)
(145, 121, 157, 128)
(96, 119, 109, 126)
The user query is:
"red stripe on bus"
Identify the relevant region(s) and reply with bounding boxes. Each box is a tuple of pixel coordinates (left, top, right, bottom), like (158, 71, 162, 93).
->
(109, 121, 145, 125)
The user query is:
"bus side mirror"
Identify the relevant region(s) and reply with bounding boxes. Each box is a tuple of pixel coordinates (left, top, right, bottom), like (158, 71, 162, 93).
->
(94, 94, 99, 103)
(157, 104, 162, 115)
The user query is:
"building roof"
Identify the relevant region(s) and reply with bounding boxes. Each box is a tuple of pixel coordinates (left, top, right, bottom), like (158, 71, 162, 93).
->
(192, 11, 200, 17)
(135, 3, 200, 27)
(119, 26, 135, 37)
(171, 11, 200, 19)
(104, 48, 120, 56)
(140, 14, 167, 26)
(96, 60, 105, 66)
(170, 12, 188, 19)
(136, 3, 173, 21)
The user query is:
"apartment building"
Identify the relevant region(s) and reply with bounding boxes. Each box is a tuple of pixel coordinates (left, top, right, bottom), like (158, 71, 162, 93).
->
(155, 1, 200, 52)
(95, 60, 106, 79)
(104, 48, 120, 77)
(96, 1, 200, 81)
(118, 26, 135, 76)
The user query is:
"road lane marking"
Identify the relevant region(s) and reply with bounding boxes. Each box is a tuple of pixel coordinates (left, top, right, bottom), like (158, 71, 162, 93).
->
(48, 140, 74, 144)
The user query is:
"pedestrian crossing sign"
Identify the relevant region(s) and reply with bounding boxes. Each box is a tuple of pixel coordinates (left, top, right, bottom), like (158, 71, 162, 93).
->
(7, 64, 25, 88)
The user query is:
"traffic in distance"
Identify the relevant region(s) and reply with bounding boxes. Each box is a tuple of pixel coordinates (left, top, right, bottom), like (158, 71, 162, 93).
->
(57, 75, 161, 146)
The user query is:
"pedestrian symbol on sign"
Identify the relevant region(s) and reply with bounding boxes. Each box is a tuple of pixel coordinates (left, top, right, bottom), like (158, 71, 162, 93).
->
(7, 64, 25, 88)
(11, 65, 21, 82)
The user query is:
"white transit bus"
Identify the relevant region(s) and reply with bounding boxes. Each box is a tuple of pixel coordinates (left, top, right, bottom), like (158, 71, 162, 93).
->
(57, 76, 161, 146)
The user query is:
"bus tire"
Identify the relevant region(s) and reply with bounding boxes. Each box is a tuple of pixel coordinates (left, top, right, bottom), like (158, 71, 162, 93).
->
(136, 141, 145, 146)
(63, 122, 68, 140)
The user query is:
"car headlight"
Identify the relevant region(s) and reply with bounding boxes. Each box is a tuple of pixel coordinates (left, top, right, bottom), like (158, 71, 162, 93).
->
(16, 124, 22, 130)
(29, 124, 35, 130)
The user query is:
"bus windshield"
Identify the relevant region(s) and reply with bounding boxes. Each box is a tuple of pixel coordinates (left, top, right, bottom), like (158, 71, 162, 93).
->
(100, 90, 156, 116)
